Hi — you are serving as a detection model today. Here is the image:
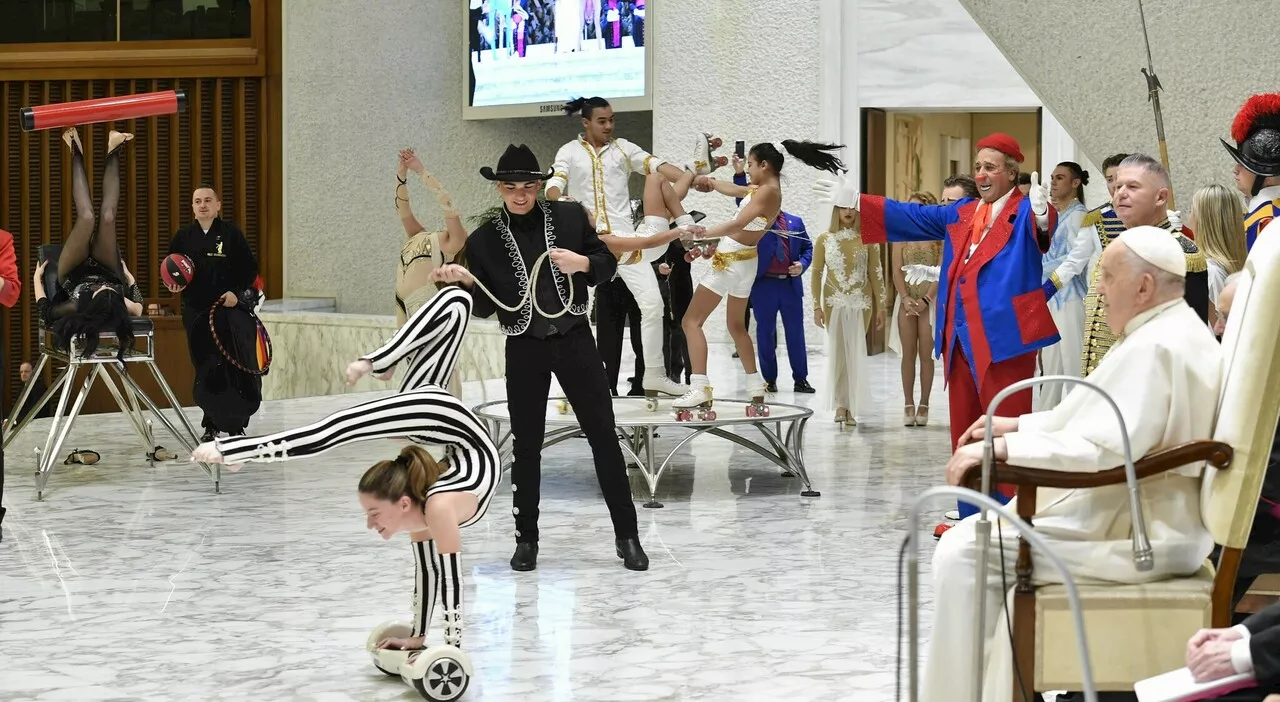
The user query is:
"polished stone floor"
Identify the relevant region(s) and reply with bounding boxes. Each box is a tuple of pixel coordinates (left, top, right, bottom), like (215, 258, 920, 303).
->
(0, 342, 957, 701)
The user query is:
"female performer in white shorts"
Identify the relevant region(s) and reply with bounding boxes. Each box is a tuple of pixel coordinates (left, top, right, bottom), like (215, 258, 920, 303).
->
(671, 140, 845, 418)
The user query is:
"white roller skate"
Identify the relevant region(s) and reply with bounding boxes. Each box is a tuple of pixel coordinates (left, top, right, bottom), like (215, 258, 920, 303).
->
(687, 132, 728, 176)
(671, 382, 716, 422)
(746, 378, 770, 418)
(642, 370, 688, 411)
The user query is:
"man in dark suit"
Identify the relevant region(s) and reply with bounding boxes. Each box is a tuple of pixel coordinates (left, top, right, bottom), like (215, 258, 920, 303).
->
(1189, 599, 1280, 699)
(17, 362, 51, 420)
(731, 167, 814, 393)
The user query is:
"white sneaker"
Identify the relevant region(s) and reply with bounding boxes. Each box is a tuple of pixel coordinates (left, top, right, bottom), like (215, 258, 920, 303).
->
(671, 383, 713, 410)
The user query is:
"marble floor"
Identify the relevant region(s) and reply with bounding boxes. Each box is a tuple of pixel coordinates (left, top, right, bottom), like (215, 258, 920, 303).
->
(0, 343, 958, 701)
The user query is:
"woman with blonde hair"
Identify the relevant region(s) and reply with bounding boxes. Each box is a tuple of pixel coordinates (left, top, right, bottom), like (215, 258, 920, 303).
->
(1189, 184, 1248, 324)
(887, 191, 943, 426)
(811, 205, 885, 426)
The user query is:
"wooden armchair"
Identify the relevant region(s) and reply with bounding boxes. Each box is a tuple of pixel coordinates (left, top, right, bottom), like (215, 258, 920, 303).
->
(959, 221, 1280, 700)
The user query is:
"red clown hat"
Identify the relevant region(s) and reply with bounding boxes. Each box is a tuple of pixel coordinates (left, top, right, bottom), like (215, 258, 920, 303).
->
(975, 133, 1024, 163)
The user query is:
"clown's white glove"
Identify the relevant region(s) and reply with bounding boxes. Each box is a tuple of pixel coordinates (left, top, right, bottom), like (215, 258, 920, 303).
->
(1167, 209, 1183, 232)
(811, 173, 860, 209)
(1028, 171, 1049, 216)
(903, 264, 940, 285)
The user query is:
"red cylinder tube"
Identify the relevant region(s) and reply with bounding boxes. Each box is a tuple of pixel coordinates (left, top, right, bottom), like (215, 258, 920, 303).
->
(20, 90, 187, 132)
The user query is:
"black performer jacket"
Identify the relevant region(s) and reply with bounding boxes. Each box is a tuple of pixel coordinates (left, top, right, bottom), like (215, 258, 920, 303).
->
(168, 217, 260, 433)
(466, 201, 615, 339)
(168, 218, 258, 315)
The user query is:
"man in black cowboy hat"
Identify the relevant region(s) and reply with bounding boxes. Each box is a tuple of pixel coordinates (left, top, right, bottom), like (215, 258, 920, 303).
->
(1224, 93, 1280, 251)
(433, 144, 650, 572)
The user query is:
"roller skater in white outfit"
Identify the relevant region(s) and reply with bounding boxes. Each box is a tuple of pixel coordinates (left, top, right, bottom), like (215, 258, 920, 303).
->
(546, 96, 727, 404)
(671, 140, 847, 420)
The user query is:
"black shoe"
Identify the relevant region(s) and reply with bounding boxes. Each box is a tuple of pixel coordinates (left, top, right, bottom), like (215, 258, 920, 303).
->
(765, 381, 778, 393)
(731, 351, 740, 359)
(201, 429, 216, 443)
(510, 542, 538, 571)
(229, 429, 246, 437)
(0, 506, 6, 543)
(616, 537, 649, 571)
(794, 380, 816, 393)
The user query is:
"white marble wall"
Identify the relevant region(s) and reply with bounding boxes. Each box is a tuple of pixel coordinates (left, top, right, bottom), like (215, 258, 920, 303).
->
(258, 306, 505, 401)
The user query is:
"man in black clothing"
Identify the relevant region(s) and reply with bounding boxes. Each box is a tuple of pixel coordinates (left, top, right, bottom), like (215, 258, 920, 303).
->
(17, 362, 51, 420)
(656, 240, 692, 383)
(595, 276, 645, 396)
(165, 186, 259, 442)
(433, 144, 651, 572)
(1188, 599, 1280, 700)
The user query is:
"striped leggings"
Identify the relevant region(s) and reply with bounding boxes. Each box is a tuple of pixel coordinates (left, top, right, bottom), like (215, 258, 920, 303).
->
(216, 286, 499, 644)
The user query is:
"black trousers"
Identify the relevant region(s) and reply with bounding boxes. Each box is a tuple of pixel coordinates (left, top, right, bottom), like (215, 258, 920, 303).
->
(505, 325, 638, 543)
(659, 273, 690, 383)
(183, 305, 255, 433)
(595, 277, 644, 395)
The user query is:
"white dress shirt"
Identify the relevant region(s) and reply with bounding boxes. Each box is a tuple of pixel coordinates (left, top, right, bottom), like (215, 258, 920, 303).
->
(545, 136, 667, 235)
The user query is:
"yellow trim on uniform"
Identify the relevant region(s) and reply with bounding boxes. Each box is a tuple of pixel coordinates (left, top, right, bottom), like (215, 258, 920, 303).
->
(578, 138, 611, 234)
(1049, 271, 1063, 290)
(643, 155, 656, 175)
(1245, 199, 1280, 230)
(711, 248, 758, 271)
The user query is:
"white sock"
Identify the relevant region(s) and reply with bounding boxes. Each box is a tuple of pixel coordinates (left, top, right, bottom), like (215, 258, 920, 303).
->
(745, 371, 762, 387)
(674, 214, 695, 228)
(643, 215, 668, 234)
(691, 373, 710, 389)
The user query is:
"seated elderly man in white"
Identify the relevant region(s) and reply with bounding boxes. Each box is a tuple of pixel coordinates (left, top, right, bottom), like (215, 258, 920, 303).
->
(922, 226, 1225, 702)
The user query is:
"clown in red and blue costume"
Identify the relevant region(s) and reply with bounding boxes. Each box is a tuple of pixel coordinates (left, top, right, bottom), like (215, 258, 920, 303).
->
(817, 134, 1059, 528)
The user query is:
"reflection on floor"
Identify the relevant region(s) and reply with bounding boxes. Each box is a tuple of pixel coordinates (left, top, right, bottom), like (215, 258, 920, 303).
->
(0, 345, 953, 701)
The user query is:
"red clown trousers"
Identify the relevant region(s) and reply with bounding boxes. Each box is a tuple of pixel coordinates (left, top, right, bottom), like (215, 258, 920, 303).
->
(947, 346, 1036, 518)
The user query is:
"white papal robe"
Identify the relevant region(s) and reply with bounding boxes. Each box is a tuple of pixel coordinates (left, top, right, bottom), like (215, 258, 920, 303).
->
(922, 297, 1222, 702)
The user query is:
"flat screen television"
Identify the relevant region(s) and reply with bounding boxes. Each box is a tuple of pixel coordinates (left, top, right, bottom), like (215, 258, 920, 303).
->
(464, 0, 652, 119)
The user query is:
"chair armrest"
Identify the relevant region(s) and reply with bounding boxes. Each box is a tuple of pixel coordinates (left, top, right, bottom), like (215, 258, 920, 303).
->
(960, 440, 1233, 490)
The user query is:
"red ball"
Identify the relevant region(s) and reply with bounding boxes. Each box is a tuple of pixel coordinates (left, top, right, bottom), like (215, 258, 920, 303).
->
(161, 253, 195, 288)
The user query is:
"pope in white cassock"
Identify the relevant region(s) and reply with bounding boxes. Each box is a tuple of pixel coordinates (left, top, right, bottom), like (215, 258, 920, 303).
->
(922, 226, 1223, 702)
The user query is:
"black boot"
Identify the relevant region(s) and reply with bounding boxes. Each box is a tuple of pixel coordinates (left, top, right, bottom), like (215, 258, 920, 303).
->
(616, 537, 649, 571)
(510, 542, 538, 571)
(794, 379, 815, 393)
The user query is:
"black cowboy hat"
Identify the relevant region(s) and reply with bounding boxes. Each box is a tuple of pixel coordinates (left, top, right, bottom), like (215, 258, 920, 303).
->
(480, 144, 554, 182)
(1223, 94, 1280, 184)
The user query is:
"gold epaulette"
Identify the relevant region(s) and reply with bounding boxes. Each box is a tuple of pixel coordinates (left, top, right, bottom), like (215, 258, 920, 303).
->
(1081, 208, 1103, 230)
(1177, 235, 1208, 274)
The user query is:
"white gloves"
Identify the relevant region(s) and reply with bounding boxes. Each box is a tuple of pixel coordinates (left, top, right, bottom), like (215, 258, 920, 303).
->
(1167, 210, 1183, 232)
(811, 173, 860, 209)
(903, 264, 940, 285)
(1027, 171, 1049, 217)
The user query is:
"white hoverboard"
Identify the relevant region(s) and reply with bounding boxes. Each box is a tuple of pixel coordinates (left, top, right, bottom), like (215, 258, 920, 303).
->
(366, 621, 474, 701)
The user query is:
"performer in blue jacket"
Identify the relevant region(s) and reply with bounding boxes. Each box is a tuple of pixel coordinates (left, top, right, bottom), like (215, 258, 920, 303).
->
(733, 169, 814, 393)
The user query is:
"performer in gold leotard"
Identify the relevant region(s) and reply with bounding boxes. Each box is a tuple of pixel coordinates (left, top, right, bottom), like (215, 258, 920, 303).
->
(395, 148, 469, 326)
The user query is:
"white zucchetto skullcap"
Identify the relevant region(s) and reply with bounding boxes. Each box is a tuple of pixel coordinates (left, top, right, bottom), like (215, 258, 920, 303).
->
(1116, 225, 1186, 278)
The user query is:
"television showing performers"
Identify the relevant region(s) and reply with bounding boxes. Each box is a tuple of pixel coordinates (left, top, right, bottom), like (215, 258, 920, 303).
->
(467, 0, 647, 110)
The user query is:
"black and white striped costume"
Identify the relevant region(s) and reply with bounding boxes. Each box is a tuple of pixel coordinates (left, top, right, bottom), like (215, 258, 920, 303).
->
(215, 286, 495, 644)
